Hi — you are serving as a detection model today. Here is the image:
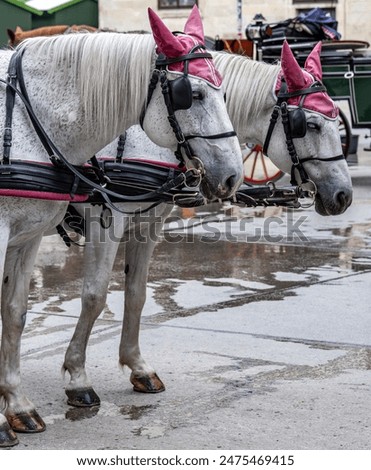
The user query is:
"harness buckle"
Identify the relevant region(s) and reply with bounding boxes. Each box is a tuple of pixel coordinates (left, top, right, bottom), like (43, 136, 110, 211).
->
(50, 155, 64, 167)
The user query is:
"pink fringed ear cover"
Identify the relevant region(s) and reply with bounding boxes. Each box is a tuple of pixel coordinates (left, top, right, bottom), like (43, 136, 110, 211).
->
(278, 40, 338, 118)
(148, 6, 222, 88)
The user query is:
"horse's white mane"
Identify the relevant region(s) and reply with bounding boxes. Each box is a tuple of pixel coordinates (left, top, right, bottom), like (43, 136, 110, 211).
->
(213, 52, 280, 137)
(18, 33, 156, 138)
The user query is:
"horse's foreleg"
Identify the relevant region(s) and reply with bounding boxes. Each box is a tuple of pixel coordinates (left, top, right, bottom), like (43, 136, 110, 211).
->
(63, 207, 122, 407)
(0, 230, 18, 447)
(0, 234, 45, 440)
(119, 208, 170, 393)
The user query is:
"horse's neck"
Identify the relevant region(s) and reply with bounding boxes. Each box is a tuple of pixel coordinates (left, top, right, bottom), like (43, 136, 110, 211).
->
(16, 34, 154, 165)
(237, 62, 279, 145)
(214, 53, 280, 145)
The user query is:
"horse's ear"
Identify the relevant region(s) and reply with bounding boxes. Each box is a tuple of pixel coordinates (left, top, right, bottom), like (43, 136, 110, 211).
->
(183, 5, 204, 44)
(148, 7, 183, 57)
(280, 40, 306, 91)
(7, 29, 15, 42)
(304, 41, 323, 81)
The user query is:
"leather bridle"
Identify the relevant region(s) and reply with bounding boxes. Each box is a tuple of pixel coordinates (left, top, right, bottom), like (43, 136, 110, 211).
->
(263, 79, 345, 187)
(140, 43, 237, 178)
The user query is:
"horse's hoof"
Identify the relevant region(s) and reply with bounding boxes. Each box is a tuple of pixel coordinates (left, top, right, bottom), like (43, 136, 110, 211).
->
(131, 373, 165, 393)
(0, 421, 19, 447)
(66, 387, 101, 407)
(7, 410, 46, 433)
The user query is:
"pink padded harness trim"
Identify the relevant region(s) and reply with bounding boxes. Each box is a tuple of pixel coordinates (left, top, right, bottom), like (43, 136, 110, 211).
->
(0, 189, 88, 201)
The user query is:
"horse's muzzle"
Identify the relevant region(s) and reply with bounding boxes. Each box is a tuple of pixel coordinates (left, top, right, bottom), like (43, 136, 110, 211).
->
(315, 187, 353, 216)
(201, 172, 243, 200)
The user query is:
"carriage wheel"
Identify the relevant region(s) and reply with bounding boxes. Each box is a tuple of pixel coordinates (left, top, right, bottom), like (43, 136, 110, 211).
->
(242, 143, 283, 184)
(338, 108, 351, 158)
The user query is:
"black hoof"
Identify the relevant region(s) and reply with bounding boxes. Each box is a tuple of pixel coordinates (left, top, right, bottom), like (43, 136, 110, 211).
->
(0, 421, 18, 447)
(66, 387, 101, 407)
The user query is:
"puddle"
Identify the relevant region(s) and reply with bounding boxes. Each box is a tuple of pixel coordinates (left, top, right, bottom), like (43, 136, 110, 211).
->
(24, 200, 371, 325)
(132, 424, 167, 439)
(120, 404, 157, 420)
(65, 406, 100, 422)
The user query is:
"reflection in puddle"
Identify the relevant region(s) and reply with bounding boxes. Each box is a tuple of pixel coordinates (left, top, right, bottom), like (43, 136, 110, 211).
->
(66, 406, 100, 422)
(120, 404, 157, 420)
(26, 201, 371, 324)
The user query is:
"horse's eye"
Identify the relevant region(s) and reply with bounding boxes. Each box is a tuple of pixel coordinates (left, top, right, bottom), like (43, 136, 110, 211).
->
(223, 93, 227, 102)
(192, 91, 203, 101)
(307, 122, 320, 131)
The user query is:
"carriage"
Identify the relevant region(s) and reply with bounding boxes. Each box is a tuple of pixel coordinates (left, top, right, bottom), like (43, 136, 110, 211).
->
(216, 10, 371, 184)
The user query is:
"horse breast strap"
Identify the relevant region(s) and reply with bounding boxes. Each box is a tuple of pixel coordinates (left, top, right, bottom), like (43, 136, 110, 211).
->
(2, 50, 58, 164)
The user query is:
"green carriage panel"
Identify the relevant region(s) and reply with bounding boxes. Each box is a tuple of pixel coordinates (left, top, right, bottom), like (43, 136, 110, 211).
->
(352, 75, 371, 126)
(322, 65, 352, 99)
(322, 53, 371, 128)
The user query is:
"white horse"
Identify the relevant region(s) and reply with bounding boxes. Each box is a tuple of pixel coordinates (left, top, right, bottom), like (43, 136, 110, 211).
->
(0, 7, 244, 447)
(61, 42, 353, 408)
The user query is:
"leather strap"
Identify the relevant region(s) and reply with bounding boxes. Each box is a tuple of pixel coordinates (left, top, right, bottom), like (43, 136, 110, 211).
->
(155, 51, 213, 67)
(185, 131, 237, 141)
(3, 53, 21, 164)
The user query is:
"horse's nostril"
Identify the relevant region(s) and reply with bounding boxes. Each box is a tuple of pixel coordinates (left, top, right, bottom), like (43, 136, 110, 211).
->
(337, 191, 345, 205)
(224, 174, 238, 192)
(336, 190, 352, 208)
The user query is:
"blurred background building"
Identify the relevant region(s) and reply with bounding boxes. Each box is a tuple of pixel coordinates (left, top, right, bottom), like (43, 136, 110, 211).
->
(98, 1, 371, 45)
(1, 1, 369, 46)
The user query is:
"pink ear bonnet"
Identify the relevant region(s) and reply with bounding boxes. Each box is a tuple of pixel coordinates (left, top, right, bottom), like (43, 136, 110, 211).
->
(276, 40, 338, 119)
(148, 6, 222, 88)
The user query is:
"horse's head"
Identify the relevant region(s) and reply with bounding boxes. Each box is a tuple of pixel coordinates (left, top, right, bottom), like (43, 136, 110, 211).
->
(265, 41, 352, 216)
(141, 6, 243, 200)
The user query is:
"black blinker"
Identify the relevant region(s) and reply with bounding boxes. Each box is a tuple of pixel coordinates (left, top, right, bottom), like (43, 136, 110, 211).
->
(289, 108, 307, 138)
(169, 75, 193, 111)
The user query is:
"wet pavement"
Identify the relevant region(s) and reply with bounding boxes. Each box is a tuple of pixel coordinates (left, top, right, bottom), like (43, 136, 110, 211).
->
(3, 142, 371, 450)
